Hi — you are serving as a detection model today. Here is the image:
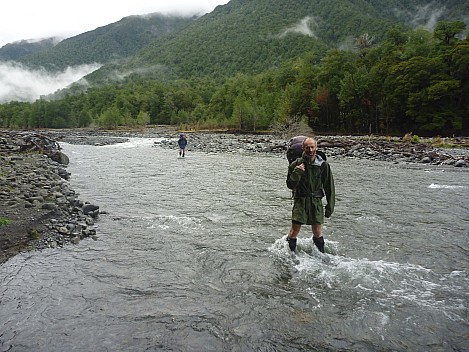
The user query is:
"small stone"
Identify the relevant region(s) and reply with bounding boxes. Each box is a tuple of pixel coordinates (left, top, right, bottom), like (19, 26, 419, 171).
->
(83, 204, 99, 215)
(58, 226, 70, 235)
(70, 237, 80, 245)
(42, 203, 57, 210)
(421, 156, 432, 163)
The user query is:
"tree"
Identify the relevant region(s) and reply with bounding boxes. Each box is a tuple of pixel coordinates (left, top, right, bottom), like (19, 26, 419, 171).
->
(315, 49, 358, 132)
(136, 111, 150, 126)
(356, 33, 374, 58)
(450, 39, 469, 133)
(391, 55, 462, 134)
(97, 106, 121, 129)
(434, 21, 467, 45)
(338, 67, 375, 133)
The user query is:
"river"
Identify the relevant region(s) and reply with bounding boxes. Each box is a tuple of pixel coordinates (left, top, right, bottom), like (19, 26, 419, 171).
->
(1, 137, 468, 351)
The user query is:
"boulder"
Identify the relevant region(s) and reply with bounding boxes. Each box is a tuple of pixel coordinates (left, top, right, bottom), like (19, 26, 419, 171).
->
(50, 151, 70, 165)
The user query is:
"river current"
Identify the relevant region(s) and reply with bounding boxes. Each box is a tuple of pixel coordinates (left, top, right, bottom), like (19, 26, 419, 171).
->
(1, 138, 468, 352)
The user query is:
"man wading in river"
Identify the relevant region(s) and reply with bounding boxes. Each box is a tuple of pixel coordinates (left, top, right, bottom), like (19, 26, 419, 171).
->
(178, 133, 187, 157)
(286, 137, 335, 253)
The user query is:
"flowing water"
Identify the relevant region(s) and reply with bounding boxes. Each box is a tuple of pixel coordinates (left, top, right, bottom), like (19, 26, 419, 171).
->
(1, 138, 468, 352)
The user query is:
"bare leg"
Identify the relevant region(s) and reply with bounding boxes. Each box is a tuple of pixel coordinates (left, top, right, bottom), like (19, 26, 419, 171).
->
(312, 224, 322, 238)
(311, 224, 324, 253)
(287, 223, 301, 251)
(288, 223, 302, 239)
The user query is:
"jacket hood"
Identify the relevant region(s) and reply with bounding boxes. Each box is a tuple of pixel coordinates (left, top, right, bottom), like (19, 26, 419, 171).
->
(302, 152, 325, 166)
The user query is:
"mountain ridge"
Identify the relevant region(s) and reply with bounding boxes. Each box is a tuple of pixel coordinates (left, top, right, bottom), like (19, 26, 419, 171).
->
(0, 13, 196, 71)
(1, 0, 467, 82)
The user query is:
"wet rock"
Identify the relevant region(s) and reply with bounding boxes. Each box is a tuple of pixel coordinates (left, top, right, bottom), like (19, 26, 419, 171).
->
(50, 151, 70, 165)
(455, 159, 467, 167)
(82, 204, 100, 217)
(42, 203, 58, 210)
(421, 156, 432, 163)
(58, 226, 70, 235)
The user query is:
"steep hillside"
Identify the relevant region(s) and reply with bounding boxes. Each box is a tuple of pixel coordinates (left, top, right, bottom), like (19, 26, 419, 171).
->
(89, 0, 467, 82)
(0, 38, 59, 61)
(15, 14, 196, 71)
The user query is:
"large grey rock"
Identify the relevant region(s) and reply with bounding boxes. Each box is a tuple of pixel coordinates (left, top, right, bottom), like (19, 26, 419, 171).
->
(50, 151, 70, 165)
(82, 204, 99, 216)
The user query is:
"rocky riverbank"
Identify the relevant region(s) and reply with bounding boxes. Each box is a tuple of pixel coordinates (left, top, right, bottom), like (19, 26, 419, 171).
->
(156, 133, 469, 167)
(0, 130, 100, 264)
(1, 127, 468, 264)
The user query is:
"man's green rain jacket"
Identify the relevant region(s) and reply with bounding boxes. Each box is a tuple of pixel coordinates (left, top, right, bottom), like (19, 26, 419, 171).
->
(286, 153, 335, 225)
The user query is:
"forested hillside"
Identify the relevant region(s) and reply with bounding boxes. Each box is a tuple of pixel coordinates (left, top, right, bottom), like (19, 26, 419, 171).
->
(89, 0, 468, 82)
(10, 14, 196, 71)
(0, 38, 58, 61)
(0, 0, 468, 136)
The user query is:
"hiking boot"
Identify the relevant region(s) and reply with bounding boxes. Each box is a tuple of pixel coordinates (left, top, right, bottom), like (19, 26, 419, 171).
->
(313, 236, 325, 253)
(286, 237, 297, 252)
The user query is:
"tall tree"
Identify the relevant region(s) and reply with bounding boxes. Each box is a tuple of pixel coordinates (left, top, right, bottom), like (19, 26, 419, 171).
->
(434, 21, 467, 45)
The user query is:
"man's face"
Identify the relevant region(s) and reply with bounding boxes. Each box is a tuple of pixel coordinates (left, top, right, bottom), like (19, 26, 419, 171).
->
(303, 139, 317, 159)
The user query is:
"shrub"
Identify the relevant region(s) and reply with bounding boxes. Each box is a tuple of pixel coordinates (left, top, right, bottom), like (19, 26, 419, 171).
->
(432, 136, 444, 147)
(0, 218, 12, 227)
(402, 132, 413, 143)
(29, 228, 41, 240)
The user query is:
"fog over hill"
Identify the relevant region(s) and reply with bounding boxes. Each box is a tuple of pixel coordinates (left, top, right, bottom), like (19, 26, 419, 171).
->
(0, 62, 101, 103)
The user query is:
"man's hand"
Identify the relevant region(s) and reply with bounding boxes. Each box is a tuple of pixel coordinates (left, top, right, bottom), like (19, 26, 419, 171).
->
(296, 163, 305, 171)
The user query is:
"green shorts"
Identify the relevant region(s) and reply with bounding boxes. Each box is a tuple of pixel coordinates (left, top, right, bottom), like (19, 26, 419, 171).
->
(291, 197, 324, 225)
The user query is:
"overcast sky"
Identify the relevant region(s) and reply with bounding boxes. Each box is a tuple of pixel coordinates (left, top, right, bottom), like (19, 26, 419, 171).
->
(0, 0, 230, 47)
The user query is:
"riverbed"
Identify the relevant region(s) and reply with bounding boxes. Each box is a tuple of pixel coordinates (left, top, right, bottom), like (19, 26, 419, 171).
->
(1, 137, 468, 351)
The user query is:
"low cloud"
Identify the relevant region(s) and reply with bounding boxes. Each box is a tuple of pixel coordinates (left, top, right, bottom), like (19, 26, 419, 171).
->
(0, 61, 101, 103)
(394, 3, 446, 31)
(280, 16, 318, 39)
(337, 36, 357, 52)
(412, 4, 445, 30)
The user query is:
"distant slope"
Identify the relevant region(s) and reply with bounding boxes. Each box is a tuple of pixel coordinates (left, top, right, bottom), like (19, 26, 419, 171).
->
(90, 0, 468, 82)
(0, 38, 59, 61)
(15, 13, 196, 71)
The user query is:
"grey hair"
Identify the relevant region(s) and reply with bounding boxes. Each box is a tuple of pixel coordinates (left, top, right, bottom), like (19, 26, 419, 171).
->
(302, 137, 317, 147)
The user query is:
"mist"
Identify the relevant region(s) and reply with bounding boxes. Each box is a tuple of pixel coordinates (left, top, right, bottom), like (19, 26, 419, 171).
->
(412, 3, 445, 30)
(0, 62, 101, 103)
(393, 3, 446, 31)
(280, 16, 318, 38)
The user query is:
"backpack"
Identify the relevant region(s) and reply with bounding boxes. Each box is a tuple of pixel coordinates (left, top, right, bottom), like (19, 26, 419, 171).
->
(286, 135, 326, 164)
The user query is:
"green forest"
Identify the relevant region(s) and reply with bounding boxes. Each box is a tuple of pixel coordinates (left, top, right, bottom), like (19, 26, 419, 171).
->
(1, 21, 468, 136)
